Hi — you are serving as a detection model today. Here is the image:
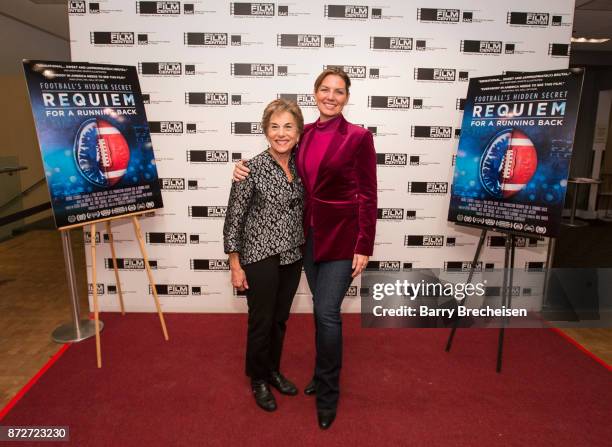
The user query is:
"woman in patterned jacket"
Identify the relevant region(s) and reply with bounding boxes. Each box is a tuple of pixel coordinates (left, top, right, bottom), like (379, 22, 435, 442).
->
(223, 99, 305, 413)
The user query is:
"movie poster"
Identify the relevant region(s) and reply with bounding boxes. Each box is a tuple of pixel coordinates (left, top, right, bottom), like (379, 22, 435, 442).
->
(448, 70, 581, 238)
(23, 60, 163, 229)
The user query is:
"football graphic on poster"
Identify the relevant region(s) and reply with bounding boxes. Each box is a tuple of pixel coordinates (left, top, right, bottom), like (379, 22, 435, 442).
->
(479, 128, 538, 198)
(74, 118, 130, 187)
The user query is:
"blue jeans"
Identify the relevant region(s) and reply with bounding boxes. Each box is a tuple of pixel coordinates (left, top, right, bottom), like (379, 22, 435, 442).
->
(303, 234, 353, 410)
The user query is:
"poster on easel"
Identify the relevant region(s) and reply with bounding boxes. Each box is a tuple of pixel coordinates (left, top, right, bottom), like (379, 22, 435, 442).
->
(448, 69, 582, 238)
(23, 60, 163, 229)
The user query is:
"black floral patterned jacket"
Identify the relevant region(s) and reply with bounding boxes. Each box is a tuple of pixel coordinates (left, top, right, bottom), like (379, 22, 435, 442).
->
(223, 150, 305, 266)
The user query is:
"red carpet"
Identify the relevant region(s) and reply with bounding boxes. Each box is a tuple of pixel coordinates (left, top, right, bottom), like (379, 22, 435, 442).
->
(1, 314, 610, 446)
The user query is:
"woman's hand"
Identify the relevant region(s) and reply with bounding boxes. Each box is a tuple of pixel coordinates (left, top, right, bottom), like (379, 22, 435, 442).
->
(232, 160, 251, 182)
(231, 267, 249, 291)
(351, 254, 369, 278)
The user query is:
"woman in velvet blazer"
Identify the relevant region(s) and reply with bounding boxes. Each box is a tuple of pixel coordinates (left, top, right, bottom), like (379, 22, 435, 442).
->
(297, 113, 377, 262)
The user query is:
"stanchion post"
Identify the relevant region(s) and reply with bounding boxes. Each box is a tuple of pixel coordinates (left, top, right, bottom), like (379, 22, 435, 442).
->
(51, 229, 102, 343)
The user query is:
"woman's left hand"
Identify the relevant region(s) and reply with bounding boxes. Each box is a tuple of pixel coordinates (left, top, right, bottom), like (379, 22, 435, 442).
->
(352, 254, 369, 278)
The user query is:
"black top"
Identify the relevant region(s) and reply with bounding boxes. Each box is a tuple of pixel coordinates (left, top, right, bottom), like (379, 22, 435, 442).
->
(223, 150, 305, 265)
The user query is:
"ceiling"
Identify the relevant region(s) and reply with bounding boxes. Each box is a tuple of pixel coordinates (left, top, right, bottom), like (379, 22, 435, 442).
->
(1, 0, 611, 52)
(573, 0, 612, 51)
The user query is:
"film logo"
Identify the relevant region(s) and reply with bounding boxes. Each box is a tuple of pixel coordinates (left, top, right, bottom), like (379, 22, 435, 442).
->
(189, 206, 228, 218)
(105, 258, 156, 270)
(404, 235, 445, 247)
(460, 40, 502, 54)
(444, 261, 483, 272)
(324, 65, 366, 79)
(377, 208, 404, 220)
(150, 284, 190, 296)
(149, 121, 183, 133)
(160, 178, 185, 191)
(146, 232, 187, 244)
(278, 94, 316, 107)
(366, 261, 401, 271)
(376, 153, 407, 166)
(187, 150, 229, 163)
(231, 63, 274, 77)
(324, 5, 369, 19)
(368, 96, 410, 109)
(136, 1, 181, 15)
(191, 259, 230, 271)
(277, 34, 321, 48)
(184, 33, 228, 46)
(230, 2, 275, 16)
(414, 68, 456, 81)
(370, 37, 412, 50)
(507, 12, 549, 26)
(90, 32, 135, 45)
(417, 8, 459, 23)
(68, 1, 86, 14)
(138, 62, 182, 76)
(411, 126, 452, 139)
(230, 2, 275, 17)
(408, 182, 448, 194)
(185, 92, 229, 105)
(231, 122, 263, 134)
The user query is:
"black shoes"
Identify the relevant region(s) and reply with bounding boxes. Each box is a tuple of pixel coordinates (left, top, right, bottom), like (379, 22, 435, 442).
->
(253, 375, 336, 428)
(268, 371, 298, 396)
(317, 409, 336, 430)
(251, 372, 297, 411)
(304, 378, 316, 396)
(251, 379, 277, 412)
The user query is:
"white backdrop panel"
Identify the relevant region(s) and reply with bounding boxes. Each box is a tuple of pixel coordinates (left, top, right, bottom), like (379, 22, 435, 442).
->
(67, 0, 575, 312)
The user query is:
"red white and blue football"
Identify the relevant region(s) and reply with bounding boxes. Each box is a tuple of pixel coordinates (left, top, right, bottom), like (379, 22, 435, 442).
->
(499, 129, 538, 198)
(75, 118, 130, 187)
(479, 128, 538, 199)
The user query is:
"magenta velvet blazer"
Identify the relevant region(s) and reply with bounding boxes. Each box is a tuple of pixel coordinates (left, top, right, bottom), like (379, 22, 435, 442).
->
(296, 115, 377, 262)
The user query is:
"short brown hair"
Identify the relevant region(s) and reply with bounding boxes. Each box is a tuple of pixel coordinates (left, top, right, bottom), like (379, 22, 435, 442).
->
(261, 98, 304, 135)
(314, 68, 351, 95)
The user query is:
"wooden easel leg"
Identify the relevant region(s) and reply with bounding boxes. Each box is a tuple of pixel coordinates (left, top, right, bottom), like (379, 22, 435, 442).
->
(91, 223, 102, 368)
(105, 221, 126, 315)
(131, 216, 169, 341)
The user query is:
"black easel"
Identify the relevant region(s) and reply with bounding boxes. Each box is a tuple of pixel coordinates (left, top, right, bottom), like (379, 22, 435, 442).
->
(445, 68, 584, 372)
(445, 226, 518, 373)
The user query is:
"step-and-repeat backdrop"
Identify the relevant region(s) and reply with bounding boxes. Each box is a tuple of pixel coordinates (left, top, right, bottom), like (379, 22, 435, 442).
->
(68, 0, 574, 312)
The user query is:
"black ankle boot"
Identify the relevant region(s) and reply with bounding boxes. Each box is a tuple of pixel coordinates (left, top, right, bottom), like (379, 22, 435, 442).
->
(317, 409, 336, 430)
(268, 371, 298, 396)
(251, 379, 277, 412)
(304, 378, 316, 396)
